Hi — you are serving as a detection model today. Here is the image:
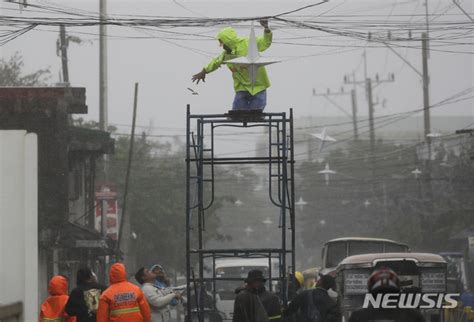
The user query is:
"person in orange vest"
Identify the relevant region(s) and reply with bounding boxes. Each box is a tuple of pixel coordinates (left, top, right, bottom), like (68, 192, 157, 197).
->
(39, 275, 76, 322)
(97, 263, 151, 322)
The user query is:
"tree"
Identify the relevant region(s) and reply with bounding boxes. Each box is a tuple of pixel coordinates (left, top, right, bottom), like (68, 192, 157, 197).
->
(0, 52, 50, 86)
(106, 133, 233, 274)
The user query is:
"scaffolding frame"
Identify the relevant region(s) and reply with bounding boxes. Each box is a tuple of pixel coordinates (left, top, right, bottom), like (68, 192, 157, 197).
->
(185, 105, 296, 322)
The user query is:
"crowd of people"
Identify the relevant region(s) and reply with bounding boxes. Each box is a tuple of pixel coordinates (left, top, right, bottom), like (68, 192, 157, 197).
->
(39, 263, 425, 322)
(39, 262, 182, 322)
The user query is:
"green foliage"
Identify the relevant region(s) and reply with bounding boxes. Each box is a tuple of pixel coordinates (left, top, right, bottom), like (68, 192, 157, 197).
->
(107, 134, 229, 274)
(0, 52, 50, 86)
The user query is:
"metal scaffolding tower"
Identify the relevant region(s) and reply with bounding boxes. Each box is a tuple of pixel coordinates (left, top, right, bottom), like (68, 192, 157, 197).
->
(185, 106, 296, 322)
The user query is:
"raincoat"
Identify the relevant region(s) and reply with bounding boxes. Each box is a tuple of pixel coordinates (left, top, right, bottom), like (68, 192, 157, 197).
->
(204, 27, 272, 96)
(39, 275, 76, 322)
(96, 263, 151, 322)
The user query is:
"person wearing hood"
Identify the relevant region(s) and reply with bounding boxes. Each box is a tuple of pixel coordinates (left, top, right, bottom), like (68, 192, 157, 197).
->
(40, 275, 76, 322)
(192, 20, 272, 111)
(97, 263, 151, 322)
(233, 269, 281, 322)
(66, 267, 106, 322)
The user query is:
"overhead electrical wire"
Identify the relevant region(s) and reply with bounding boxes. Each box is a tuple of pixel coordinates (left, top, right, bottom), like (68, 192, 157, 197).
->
(1, 1, 473, 55)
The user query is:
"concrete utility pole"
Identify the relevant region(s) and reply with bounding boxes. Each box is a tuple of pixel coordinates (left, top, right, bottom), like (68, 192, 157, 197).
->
(344, 73, 395, 150)
(422, 32, 431, 160)
(313, 88, 359, 140)
(345, 73, 395, 179)
(99, 0, 109, 280)
(99, 0, 108, 132)
(350, 89, 358, 140)
(381, 33, 432, 160)
(424, 0, 430, 58)
(366, 78, 375, 155)
(58, 25, 69, 85)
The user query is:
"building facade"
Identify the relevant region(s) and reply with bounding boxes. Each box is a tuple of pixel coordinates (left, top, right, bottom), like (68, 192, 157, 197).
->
(0, 87, 114, 300)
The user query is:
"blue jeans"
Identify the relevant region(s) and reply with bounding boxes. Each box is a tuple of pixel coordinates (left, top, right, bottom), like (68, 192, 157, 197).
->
(232, 90, 267, 110)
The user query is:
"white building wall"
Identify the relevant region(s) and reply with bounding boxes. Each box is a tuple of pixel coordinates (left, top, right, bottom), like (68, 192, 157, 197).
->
(0, 130, 38, 320)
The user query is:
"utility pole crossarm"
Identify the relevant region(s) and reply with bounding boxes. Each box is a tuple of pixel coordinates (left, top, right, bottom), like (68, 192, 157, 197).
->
(344, 79, 366, 85)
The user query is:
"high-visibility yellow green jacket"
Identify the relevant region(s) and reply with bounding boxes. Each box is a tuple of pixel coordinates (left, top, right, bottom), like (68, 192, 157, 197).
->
(204, 27, 272, 96)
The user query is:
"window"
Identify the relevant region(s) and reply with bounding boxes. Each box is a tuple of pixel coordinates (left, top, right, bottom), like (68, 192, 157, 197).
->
(384, 243, 409, 253)
(348, 241, 384, 257)
(326, 242, 347, 268)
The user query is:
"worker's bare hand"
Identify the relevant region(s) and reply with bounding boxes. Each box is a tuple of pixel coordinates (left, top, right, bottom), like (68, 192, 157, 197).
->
(259, 19, 269, 31)
(192, 69, 206, 84)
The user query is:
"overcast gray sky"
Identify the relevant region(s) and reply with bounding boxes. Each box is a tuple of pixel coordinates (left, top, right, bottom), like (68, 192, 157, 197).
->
(1, 0, 473, 139)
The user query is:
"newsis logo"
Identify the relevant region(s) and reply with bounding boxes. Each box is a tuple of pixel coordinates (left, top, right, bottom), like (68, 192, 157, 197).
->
(363, 293, 460, 309)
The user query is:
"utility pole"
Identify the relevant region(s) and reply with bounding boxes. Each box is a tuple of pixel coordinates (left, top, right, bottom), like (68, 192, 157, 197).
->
(313, 87, 359, 139)
(366, 78, 375, 156)
(380, 32, 432, 160)
(424, 0, 430, 58)
(58, 25, 69, 85)
(99, 0, 108, 132)
(350, 88, 359, 140)
(344, 73, 395, 149)
(345, 73, 395, 178)
(99, 0, 109, 280)
(422, 32, 431, 161)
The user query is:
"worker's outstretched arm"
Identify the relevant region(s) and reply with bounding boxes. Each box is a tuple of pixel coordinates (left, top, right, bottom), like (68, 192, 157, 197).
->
(257, 19, 272, 52)
(204, 52, 226, 73)
(192, 52, 226, 84)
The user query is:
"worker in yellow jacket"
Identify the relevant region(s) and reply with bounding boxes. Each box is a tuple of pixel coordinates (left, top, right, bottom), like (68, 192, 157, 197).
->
(192, 20, 272, 110)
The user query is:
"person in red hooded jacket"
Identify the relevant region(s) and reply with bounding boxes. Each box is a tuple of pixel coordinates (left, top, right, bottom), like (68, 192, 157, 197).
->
(97, 263, 151, 322)
(39, 275, 76, 322)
